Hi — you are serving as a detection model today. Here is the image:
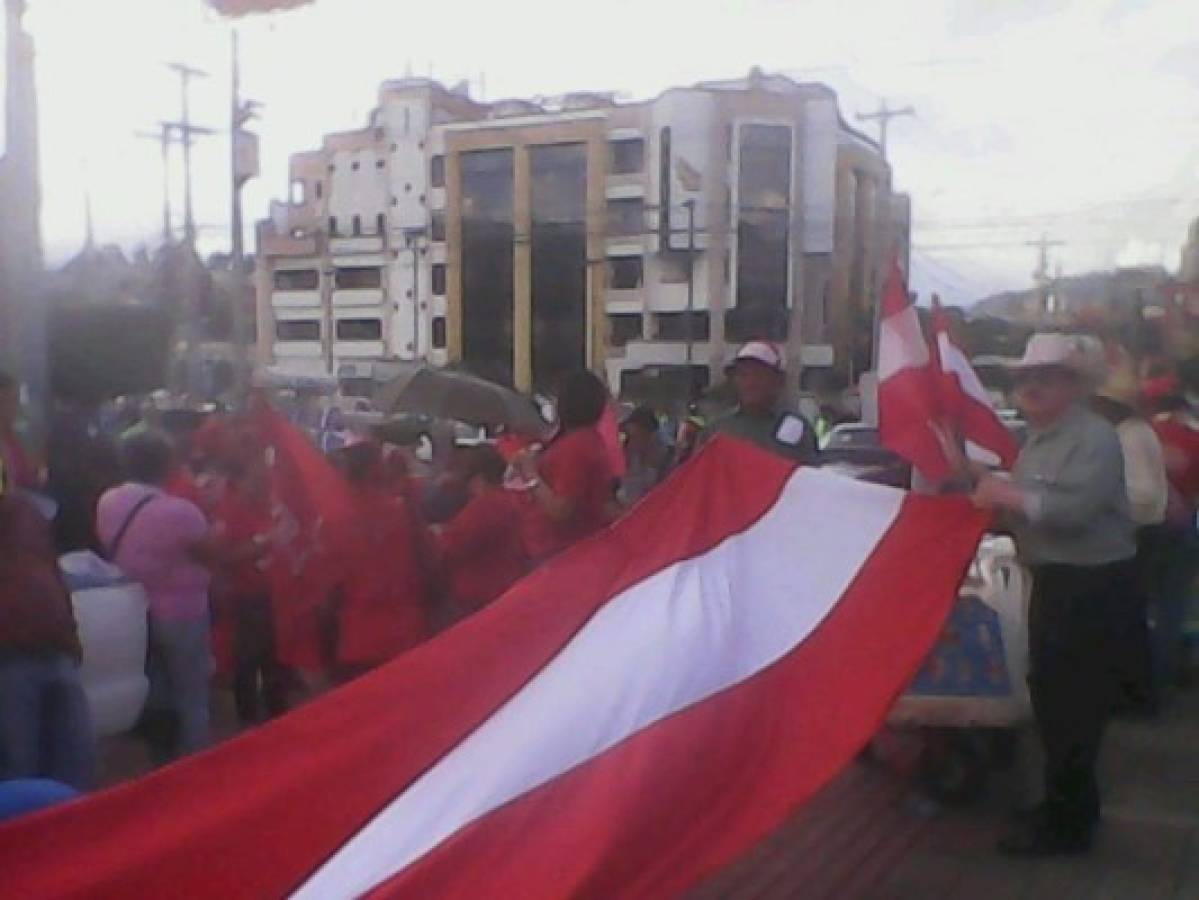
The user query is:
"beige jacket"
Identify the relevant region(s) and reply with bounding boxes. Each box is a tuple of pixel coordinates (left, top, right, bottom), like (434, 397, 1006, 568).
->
(1115, 418, 1169, 526)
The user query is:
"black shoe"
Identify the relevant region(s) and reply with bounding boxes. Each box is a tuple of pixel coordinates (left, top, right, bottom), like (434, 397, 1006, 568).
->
(998, 823, 1093, 857)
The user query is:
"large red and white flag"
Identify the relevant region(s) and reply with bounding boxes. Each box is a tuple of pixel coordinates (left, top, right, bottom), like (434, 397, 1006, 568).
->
(0, 438, 986, 899)
(877, 261, 952, 483)
(929, 297, 1018, 470)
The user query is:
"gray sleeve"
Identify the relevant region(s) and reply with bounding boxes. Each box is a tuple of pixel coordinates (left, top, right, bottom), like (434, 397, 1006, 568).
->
(1024, 426, 1124, 529)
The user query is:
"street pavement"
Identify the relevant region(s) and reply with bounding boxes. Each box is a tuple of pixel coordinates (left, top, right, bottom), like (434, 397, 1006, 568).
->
(693, 689, 1199, 899)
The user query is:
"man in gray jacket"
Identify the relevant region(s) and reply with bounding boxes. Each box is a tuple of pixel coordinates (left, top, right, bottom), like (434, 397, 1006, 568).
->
(972, 334, 1136, 856)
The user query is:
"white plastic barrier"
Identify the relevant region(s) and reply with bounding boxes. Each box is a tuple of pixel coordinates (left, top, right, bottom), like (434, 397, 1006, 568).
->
(888, 535, 1032, 729)
(60, 553, 150, 738)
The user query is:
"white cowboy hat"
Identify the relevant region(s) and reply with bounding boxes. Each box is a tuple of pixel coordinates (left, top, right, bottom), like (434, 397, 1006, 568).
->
(1006, 333, 1101, 381)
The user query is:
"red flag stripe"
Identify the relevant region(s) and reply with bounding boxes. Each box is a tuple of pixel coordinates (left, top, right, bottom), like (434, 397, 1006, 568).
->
(366, 491, 986, 898)
(293, 467, 910, 897)
(0, 439, 793, 900)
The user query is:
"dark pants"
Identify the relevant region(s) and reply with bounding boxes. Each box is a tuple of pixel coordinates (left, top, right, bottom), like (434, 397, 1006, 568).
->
(232, 594, 288, 726)
(0, 653, 95, 790)
(1111, 528, 1159, 710)
(1028, 559, 1134, 839)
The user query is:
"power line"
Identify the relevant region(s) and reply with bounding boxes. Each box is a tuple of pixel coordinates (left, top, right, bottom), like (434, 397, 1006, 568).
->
(855, 98, 915, 158)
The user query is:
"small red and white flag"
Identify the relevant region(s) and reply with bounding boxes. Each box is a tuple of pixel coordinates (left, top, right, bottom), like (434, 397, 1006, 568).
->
(0, 438, 985, 899)
(877, 260, 952, 483)
(929, 297, 1018, 470)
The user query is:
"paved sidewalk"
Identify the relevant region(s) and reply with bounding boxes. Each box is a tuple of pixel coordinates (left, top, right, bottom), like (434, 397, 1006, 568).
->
(693, 690, 1199, 899)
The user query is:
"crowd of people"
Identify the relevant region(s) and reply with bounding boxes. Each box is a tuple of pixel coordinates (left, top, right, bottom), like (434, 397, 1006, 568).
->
(2, 334, 1197, 853)
(965, 335, 1199, 856)
(0, 366, 718, 807)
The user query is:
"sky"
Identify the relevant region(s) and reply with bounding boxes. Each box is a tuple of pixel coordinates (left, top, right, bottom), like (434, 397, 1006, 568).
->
(7, 0, 1199, 306)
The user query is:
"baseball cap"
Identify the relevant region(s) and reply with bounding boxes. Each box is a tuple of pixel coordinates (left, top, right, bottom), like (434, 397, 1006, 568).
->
(728, 341, 785, 374)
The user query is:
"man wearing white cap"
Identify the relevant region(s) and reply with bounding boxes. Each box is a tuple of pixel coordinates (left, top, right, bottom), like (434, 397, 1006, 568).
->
(702, 341, 819, 463)
(972, 333, 1136, 856)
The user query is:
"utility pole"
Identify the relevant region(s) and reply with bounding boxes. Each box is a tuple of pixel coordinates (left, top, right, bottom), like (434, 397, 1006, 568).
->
(167, 62, 213, 247)
(81, 160, 96, 251)
(229, 30, 261, 401)
(1025, 234, 1065, 319)
(683, 199, 696, 374)
(164, 62, 213, 399)
(136, 122, 176, 243)
(856, 99, 914, 158)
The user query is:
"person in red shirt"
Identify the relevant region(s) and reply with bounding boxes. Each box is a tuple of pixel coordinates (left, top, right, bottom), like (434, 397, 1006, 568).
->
(0, 371, 39, 491)
(0, 456, 93, 788)
(212, 450, 289, 725)
(1144, 376, 1199, 691)
(437, 445, 527, 618)
(514, 371, 618, 565)
(334, 442, 431, 678)
(1146, 378, 1199, 513)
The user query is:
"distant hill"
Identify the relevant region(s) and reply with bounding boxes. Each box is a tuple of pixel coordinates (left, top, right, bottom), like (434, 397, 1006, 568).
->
(971, 266, 1171, 323)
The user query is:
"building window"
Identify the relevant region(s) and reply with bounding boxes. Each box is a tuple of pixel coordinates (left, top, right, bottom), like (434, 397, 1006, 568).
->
(431, 155, 446, 188)
(289, 180, 305, 205)
(335, 318, 383, 341)
(658, 253, 689, 285)
(272, 269, 319, 291)
(431, 210, 446, 242)
(328, 216, 337, 235)
(431, 263, 446, 295)
(655, 312, 710, 342)
(334, 266, 382, 290)
(275, 320, 320, 342)
(609, 138, 645, 175)
(375, 159, 385, 169)
(606, 256, 643, 290)
(432, 316, 447, 349)
(315, 181, 323, 200)
(376, 213, 386, 234)
(352, 215, 362, 236)
(351, 160, 360, 172)
(606, 198, 644, 238)
(725, 307, 789, 343)
(736, 124, 792, 314)
(738, 123, 792, 210)
(608, 313, 642, 347)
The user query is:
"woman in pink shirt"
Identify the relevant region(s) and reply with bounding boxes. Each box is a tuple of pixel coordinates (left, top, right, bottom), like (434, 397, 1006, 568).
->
(96, 432, 220, 761)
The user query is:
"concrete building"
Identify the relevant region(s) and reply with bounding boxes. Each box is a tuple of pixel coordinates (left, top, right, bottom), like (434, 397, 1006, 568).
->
(1182, 216, 1199, 285)
(255, 70, 907, 398)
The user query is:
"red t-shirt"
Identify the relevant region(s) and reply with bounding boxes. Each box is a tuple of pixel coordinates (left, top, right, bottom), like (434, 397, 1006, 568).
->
(0, 429, 37, 490)
(164, 467, 205, 512)
(212, 486, 273, 598)
(1153, 415, 1199, 508)
(336, 487, 430, 667)
(521, 427, 615, 563)
(439, 488, 526, 613)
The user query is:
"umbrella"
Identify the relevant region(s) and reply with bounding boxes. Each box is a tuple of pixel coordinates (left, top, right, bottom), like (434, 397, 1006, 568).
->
(374, 367, 549, 436)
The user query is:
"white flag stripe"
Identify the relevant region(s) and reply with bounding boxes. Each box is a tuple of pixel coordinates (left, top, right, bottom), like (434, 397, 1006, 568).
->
(936, 332, 993, 407)
(878, 305, 930, 382)
(292, 469, 904, 900)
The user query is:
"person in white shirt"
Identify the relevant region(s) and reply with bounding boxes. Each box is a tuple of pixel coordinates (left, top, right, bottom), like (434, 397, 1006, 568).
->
(1091, 360, 1169, 714)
